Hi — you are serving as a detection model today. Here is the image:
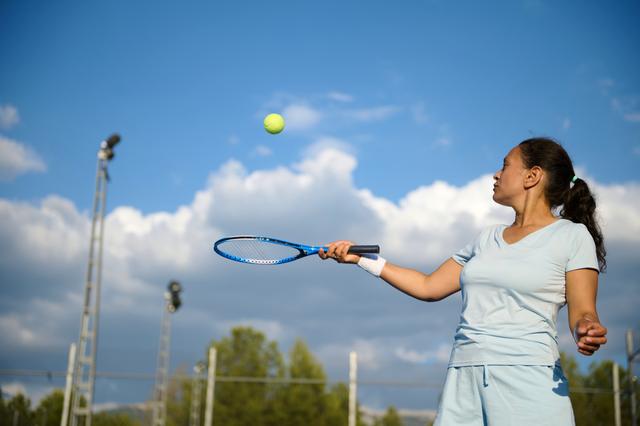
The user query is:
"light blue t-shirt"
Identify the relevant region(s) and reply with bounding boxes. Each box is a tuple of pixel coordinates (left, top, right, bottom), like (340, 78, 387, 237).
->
(449, 218, 599, 367)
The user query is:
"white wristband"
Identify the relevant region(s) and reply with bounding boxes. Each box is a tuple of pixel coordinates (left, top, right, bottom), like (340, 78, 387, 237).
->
(357, 254, 386, 277)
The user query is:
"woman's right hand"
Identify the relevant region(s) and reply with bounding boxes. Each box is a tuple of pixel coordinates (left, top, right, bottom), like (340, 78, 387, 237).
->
(318, 240, 361, 264)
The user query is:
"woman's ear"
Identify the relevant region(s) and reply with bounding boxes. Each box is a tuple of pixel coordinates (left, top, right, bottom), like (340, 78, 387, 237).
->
(523, 165, 544, 189)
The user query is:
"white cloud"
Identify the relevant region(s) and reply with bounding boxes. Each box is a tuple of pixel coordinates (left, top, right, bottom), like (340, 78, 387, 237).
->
(0, 136, 46, 180)
(434, 137, 451, 147)
(342, 106, 400, 122)
(317, 338, 382, 371)
(2, 382, 28, 397)
(0, 382, 56, 406)
(327, 91, 354, 103)
(606, 90, 639, 123)
(253, 145, 272, 157)
(395, 344, 451, 364)
(0, 145, 638, 407)
(0, 316, 39, 347)
(282, 103, 322, 131)
(0, 104, 20, 129)
(624, 112, 640, 122)
(592, 181, 640, 243)
(562, 118, 571, 130)
(215, 319, 286, 341)
(227, 134, 240, 145)
(351, 339, 380, 370)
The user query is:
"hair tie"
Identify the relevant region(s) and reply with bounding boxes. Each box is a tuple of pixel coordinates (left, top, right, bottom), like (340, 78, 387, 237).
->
(569, 175, 579, 189)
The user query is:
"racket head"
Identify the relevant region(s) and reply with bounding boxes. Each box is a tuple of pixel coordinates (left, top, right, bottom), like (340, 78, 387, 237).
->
(213, 236, 309, 265)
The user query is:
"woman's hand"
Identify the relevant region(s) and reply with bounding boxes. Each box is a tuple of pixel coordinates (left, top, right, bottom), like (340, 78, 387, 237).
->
(574, 317, 608, 356)
(318, 240, 361, 264)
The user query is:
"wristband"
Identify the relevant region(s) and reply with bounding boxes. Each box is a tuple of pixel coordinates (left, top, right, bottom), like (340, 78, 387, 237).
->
(357, 254, 386, 277)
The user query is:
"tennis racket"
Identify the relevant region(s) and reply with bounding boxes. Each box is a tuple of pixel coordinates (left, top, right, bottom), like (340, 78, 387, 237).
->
(213, 236, 380, 265)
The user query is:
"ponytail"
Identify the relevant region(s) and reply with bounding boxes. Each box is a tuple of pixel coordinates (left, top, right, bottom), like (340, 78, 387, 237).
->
(519, 138, 607, 272)
(560, 177, 607, 272)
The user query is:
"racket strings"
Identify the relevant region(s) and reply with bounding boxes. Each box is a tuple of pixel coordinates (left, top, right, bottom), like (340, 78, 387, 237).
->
(218, 239, 300, 262)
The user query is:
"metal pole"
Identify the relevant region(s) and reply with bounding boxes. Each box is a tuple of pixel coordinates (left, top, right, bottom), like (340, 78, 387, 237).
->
(627, 330, 637, 426)
(88, 161, 108, 421)
(152, 296, 173, 426)
(71, 158, 107, 426)
(204, 347, 217, 426)
(190, 362, 205, 426)
(348, 351, 357, 426)
(69, 135, 120, 426)
(61, 343, 76, 426)
(613, 362, 621, 426)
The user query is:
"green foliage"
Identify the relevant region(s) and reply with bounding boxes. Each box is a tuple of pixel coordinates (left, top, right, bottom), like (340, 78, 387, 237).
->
(0, 388, 7, 426)
(210, 326, 285, 426)
(33, 389, 64, 426)
(373, 405, 403, 426)
(92, 412, 140, 426)
(561, 351, 639, 426)
(162, 326, 367, 426)
(279, 338, 327, 425)
(3, 393, 33, 426)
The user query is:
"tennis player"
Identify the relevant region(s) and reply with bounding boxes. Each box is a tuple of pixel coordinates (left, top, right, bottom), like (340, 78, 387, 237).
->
(320, 137, 607, 425)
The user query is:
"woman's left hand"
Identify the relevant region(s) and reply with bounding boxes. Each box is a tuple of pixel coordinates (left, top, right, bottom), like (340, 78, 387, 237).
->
(574, 317, 607, 356)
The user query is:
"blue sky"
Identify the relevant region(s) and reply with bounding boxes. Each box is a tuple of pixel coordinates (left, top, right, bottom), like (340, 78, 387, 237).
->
(1, 0, 639, 411)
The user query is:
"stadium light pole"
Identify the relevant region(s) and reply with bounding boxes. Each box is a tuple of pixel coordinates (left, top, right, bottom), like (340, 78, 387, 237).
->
(152, 281, 183, 426)
(189, 361, 206, 426)
(69, 134, 121, 426)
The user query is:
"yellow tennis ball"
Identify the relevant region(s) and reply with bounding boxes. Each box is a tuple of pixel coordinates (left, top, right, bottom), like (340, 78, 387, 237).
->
(264, 113, 285, 134)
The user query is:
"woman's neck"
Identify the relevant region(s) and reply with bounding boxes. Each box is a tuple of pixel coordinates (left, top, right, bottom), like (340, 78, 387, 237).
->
(512, 193, 556, 227)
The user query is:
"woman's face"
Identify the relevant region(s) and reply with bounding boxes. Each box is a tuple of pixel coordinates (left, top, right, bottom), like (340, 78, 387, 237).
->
(493, 147, 528, 206)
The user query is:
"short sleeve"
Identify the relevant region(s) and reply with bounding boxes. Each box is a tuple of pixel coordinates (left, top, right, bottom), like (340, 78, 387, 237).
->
(566, 224, 599, 273)
(452, 241, 474, 266)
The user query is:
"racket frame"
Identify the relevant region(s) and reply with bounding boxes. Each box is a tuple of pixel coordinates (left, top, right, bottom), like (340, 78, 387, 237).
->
(213, 235, 379, 265)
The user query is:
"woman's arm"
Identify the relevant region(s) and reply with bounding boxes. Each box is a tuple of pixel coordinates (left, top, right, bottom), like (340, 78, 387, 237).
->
(566, 268, 608, 356)
(321, 241, 462, 302)
(380, 258, 462, 301)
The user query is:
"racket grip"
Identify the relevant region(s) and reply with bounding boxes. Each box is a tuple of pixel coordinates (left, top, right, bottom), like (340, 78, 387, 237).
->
(348, 245, 380, 254)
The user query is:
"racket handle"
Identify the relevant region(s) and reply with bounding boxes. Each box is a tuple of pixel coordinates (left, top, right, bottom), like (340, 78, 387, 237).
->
(348, 245, 380, 254)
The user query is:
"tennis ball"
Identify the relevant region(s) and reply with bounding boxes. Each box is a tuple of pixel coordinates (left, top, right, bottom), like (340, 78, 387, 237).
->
(264, 113, 285, 134)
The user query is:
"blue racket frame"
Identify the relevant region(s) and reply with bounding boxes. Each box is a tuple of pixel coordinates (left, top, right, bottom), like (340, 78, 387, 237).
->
(213, 235, 379, 265)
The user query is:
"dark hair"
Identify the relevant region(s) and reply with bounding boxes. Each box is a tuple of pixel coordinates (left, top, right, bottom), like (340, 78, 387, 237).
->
(518, 137, 606, 272)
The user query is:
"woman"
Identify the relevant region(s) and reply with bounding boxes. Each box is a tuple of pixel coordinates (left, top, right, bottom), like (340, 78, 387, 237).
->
(320, 137, 607, 425)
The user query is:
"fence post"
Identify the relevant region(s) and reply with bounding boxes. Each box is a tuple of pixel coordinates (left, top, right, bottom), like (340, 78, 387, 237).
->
(613, 362, 621, 426)
(204, 347, 217, 426)
(348, 351, 357, 426)
(61, 343, 76, 426)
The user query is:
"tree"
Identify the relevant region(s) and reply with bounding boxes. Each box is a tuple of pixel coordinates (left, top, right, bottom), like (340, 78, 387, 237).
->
(210, 326, 285, 426)
(561, 351, 640, 426)
(323, 383, 349, 426)
(93, 412, 140, 426)
(0, 388, 8, 426)
(33, 389, 64, 426)
(4, 393, 33, 426)
(164, 365, 191, 426)
(373, 405, 403, 426)
(321, 382, 366, 426)
(278, 339, 327, 426)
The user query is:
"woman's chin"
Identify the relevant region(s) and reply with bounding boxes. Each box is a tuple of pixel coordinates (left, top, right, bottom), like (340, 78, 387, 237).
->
(492, 193, 507, 206)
